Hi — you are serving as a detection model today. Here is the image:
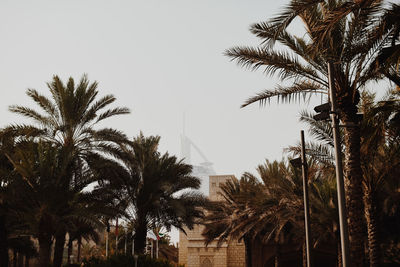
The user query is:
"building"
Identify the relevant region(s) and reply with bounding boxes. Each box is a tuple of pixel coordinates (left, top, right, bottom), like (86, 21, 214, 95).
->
(178, 175, 246, 267)
(180, 133, 215, 195)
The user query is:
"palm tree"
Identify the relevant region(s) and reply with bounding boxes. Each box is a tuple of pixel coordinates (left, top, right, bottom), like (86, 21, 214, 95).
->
(203, 158, 344, 267)
(0, 142, 15, 266)
(108, 133, 207, 254)
(0, 134, 43, 267)
(291, 90, 400, 266)
(203, 160, 321, 267)
(8, 75, 130, 150)
(3, 140, 120, 267)
(4, 75, 130, 267)
(225, 1, 397, 265)
(3, 141, 71, 267)
(359, 91, 400, 266)
(8, 236, 37, 267)
(69, 220, 100, 263)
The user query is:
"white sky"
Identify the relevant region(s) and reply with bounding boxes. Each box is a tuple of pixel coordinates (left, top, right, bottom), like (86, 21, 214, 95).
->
(0, 0, 326, 244)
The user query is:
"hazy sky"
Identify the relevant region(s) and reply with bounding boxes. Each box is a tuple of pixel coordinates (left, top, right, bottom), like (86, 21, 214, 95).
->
(1, 0, 323, 242)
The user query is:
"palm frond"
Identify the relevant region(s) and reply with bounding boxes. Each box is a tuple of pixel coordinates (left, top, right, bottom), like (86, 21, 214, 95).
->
(242, 81, 325, 107)
(96, 107, 130, 123)
(225, 47, 324, 85)
(299, 110, 334, 146)
(268, 0, 324, 35)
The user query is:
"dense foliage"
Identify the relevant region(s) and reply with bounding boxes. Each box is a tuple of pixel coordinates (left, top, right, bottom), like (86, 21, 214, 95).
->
(82, 254, 182, 267)
(222, 0, 400, 266)
(0, 1, 399, 267)
(0, 76, 205, 267)
(203, 91, 400, 266)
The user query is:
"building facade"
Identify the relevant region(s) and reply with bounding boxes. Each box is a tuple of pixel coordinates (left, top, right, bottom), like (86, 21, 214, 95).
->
(179, 175, 246, 267)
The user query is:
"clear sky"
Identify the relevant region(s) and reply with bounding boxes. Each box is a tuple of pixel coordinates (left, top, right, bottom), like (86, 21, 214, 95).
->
(0, 0, 323, 243)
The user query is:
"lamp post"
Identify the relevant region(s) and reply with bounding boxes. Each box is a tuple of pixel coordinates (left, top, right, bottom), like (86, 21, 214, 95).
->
(125, 227, 127, 255)
(132, 231, 135, 256)
(290, 130, 312, 267)
(301, 130, 312, 267)
(313, 63, 351, 266)
(105, 232, 108, 258)
(106, 221, 110, 258)
(327, 62, 350, 267)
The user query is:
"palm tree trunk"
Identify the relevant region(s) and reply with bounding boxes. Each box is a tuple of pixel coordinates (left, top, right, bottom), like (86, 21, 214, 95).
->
(53, 230, 66, 267)
(38, 236, 52, 267)
(364, 190, 381, 267)
(244, 236, 252, 267)
(25, 255, 30, 267)
(13, 250, 17, 267)
(134, 215, 148, 254)
(38, 214, 53, 267)
(274, 245, 280, 267)
(342, 123, 365, 267)
(17, 253, 23, 267)
(0, 214, 9, 267)
(67, 236, 73, 264)
(77, 236, 82, 263)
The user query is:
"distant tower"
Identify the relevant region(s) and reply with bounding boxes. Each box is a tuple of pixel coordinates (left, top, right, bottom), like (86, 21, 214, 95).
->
(180, 114, 215, 195)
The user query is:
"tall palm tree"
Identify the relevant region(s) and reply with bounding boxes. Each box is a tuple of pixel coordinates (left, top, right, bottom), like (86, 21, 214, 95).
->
(4, 75, 130, 267)
(225, 1, 396, 264)
(359, 91, 400, 266)
(102, 133, 207, 254)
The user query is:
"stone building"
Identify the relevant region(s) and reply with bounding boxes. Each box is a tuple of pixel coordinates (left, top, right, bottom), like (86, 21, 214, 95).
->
(179, 175, 246, 267)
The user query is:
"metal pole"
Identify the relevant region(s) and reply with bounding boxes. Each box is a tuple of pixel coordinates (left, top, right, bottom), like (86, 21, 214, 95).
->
(125, 228, 127, 255)
(106, 232, 109, 258)
(156, 239, 159, 259)
(116, 235, 118, 255)
(300, 130, 312, 267)
(132, 232, 135, 256)
(151, 240, 153, 259)
(328, 62, 350, 267)
(115, 218, 118, 255)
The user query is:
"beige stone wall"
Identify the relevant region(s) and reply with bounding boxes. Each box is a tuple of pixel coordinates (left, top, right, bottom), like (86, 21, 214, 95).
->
(187, 245, 228, 267)
(227, 240, 246, 267)
(209, 175, 235, 202)
(179, 228, 189, 265)
(179, 175, 245, 267)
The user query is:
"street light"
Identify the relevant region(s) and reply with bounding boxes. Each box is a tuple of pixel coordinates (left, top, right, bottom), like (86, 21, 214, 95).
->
(106, 221, 110, 258)
(313, 102, 330, 121)
(290, 130, 312, 267)
(313, 62, 350, 267)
